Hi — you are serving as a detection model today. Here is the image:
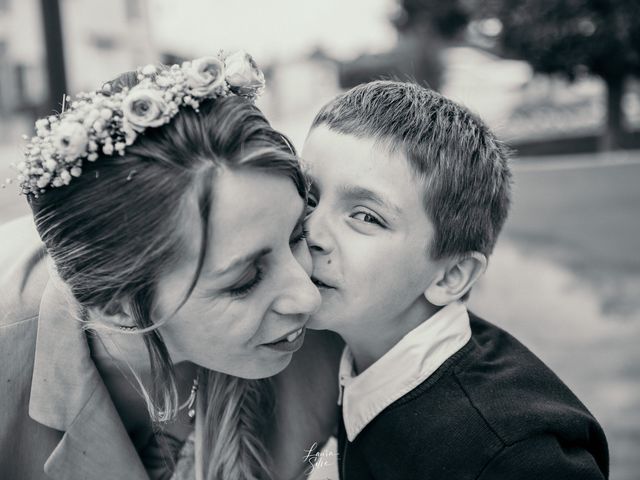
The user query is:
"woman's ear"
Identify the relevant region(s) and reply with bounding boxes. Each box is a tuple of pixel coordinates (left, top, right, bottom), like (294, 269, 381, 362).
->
(424, 252, 487, 306)
(102, 299, 131, 319)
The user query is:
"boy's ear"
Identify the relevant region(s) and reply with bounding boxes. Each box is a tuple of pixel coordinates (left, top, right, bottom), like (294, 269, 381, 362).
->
(424, 252, 487, 306)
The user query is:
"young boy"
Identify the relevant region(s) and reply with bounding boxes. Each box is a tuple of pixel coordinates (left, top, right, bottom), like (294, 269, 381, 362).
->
(302, 81, 608, 479)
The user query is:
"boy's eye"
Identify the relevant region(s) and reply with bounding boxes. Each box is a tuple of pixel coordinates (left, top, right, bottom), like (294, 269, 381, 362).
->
(352, 211, 383, 226)
(306, 194, 318, 210)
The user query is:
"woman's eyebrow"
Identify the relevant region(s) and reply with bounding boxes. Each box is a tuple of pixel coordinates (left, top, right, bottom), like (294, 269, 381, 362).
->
(210, 203, 305, 277)
(338, 184, 402, 215)
(211, 248, 271, 277)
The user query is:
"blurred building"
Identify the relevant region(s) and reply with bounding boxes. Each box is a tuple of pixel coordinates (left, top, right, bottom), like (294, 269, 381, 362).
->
(440, 45, 640, 153)
(258, 52, 341, 149)
(440, 46, 532, 136)
(0, 0, 45, 140)
(0, 0, 156, 141)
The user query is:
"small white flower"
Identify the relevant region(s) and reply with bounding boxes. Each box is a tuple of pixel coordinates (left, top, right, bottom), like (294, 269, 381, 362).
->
(60, 169, 72, 185)
(141, 64, 157, 76)
(100, 108, 112, 120)
(52, 177, 63, 187)
(122, 86, 168, 132)
(35, 119, 50, 137)
(184, 56, 225, 97)
(70, 166, 82, 177)
(93, 120, 105, 132)
(88, 153, 99, 161)
(45, 159, 58, 171)
(224, 50, 265, 95)
(156, 75, 173, 88)
(52, 121, 89, 160)
(37, 174, 50, 189)
(83, 108, 100, 127)
(35, 119, 49, 131)
(102, 143, 114, 155)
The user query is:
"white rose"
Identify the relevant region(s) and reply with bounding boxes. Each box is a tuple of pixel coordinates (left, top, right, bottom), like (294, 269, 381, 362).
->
(122, 121, 138, 146)
(122, 86, 168, 132)
(183, 57, 225, 97)
(53, 121, 89, 160)
(224, 51, 265, 95)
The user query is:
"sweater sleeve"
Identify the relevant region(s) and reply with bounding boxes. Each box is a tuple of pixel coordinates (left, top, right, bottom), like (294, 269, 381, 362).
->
(477, 435, 606, 480)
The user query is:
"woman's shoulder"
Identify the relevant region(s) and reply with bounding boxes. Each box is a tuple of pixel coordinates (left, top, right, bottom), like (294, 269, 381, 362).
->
(0, 215, 48, 328)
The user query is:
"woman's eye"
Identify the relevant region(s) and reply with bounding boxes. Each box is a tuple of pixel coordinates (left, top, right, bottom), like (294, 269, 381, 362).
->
(228, 267, 264, 298)
(289, 226, 308, 246)
(352, 211, 383, 226)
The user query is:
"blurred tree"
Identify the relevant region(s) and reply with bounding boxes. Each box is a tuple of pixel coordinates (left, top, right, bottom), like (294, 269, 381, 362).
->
(337, 35, 443, 91)
(394, 0, 472, 39)
(390, 0, 475, 90)
(492, 0, 640, 150)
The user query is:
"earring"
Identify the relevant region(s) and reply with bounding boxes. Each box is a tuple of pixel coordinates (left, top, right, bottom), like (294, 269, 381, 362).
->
(118, 324, 138, 332)
(180, 377, 199, 420)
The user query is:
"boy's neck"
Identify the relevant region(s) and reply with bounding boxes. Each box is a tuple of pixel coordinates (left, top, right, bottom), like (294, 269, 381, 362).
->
(345, 298, 440, 375)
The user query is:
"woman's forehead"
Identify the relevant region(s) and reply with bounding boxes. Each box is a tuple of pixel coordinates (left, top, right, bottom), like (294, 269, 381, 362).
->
(176, 169, 303, 277)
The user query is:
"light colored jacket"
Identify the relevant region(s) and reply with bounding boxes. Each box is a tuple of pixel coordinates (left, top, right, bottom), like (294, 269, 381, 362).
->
(0, 215, 343, 480)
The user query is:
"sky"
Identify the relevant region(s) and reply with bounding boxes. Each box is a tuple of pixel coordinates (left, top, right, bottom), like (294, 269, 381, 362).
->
(149, 0, 398, 63)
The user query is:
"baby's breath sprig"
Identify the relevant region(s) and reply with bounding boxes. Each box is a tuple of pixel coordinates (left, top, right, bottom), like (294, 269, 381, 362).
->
(17, 51, 266, 196)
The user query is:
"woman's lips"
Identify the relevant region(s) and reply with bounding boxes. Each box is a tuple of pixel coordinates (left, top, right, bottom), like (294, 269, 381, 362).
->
(262, 327, 306, 352)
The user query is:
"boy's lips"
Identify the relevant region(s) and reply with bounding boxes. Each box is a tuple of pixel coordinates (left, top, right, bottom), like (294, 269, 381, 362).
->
(311, 275, 336, 289)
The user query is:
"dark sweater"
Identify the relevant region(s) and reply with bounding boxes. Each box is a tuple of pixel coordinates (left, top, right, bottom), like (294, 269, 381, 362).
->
(337, 312, 609, 479)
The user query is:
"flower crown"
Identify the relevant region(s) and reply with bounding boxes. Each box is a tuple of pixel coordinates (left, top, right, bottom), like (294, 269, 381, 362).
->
(17, 51, 266, 196)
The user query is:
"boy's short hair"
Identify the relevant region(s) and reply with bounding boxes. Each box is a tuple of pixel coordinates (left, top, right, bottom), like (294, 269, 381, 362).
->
(311, 80, 512, 260)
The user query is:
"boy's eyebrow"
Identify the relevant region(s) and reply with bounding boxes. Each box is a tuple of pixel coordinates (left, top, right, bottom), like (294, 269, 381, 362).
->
(339, 184, 402, 215)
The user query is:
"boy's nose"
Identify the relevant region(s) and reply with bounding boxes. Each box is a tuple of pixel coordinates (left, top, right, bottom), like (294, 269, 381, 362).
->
(304, 210, 334, 255)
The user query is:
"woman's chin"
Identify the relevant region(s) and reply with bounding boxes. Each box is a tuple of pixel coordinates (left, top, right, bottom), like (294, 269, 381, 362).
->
(207, 353, 294, 380)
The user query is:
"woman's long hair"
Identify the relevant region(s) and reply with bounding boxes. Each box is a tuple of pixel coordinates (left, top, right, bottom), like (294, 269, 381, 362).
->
(28, 70, 305, 479)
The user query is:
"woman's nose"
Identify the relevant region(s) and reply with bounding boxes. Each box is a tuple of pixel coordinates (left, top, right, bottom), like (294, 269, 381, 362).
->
(272, 254, 321, 316)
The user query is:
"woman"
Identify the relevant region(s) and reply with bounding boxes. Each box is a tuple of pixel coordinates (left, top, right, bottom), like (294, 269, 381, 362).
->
(0, 52, 342, 480)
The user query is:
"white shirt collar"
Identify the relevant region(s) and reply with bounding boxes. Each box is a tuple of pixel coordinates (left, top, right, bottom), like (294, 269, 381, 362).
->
(338, 301, 471, 441)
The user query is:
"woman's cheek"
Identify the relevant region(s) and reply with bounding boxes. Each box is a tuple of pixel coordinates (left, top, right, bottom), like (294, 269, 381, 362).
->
(222, 301, 267, 342)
